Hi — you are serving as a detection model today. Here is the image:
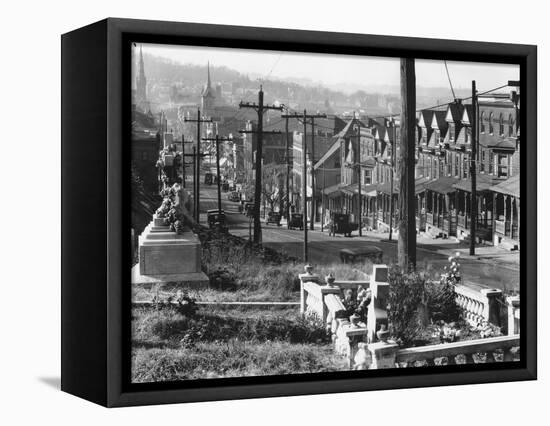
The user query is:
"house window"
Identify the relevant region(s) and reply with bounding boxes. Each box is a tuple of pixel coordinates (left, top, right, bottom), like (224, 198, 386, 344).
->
(499, 113, 504, 136)
(480, 111, 485, 133)
(480, 149, 486, 173)
(489, 112, 494, 134)
(463, 155, 469, 179)
(489, 152, 495, 174)
(455, 154, 460, 178)
(497, 154, 508, 178)
(364, 169, 372, 185)
(509, 114, 514, 136)
(449, 124, 455, 142)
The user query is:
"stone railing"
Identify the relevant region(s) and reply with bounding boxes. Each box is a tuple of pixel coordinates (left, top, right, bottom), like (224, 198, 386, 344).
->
(298, 265, 521, 370)
(506, 295, 520, 336)
(393, 335, 520, 368)
(455, 284, 502, 327)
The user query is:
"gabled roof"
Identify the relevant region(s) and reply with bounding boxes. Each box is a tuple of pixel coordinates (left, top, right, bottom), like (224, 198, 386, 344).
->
(372, 124, 386, 141)
(446, 102, 465, 123)
(431, 110, 448, 131)
(314, 138, 340, 170)
(489, 174, 520, 198)
(461, 104, 473, 125)
(418, 110, 434, 129)
(424, 176, 460, 194)
(453, 174, 505, 193)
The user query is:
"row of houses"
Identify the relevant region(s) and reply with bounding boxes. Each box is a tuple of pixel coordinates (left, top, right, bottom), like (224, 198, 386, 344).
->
(306, 93, 520, 249)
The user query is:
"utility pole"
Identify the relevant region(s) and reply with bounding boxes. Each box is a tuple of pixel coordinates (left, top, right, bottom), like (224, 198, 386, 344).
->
(398, 58, 417, 272)
(239, 87, 284, 244)
(202, 134, 233, 214)
(181, 134, 185, 188)
(470, 81, 478, 256)
(388, 118, 395, 241)
(285, 112, 291, 225)
(309, 114, 327, 230)
(282, 110, 326, 261)
(352, 120, 363, 237)
(302, 109, 308, 261)
(183, 148, 209, 218)
(184, 108, 212, 222)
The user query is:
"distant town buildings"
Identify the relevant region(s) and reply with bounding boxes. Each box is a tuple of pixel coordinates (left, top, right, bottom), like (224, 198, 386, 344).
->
(132, 49, 520, 249)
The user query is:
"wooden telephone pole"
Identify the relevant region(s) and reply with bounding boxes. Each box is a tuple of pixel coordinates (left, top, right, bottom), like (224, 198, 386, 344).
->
(281, 110, 326, 261)
(182, 147, 210, 220)
(398, 58, 417, 271)
(202, 134, 233, 214)
(184, 108, 212, 221)
(388, 118, 396, 241)
(285, 112, 292, 225)
(239, 87, 284, 244)
(469, 80, 478, 256)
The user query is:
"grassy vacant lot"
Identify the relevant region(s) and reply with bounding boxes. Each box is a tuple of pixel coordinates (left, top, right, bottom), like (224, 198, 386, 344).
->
(132, 305, 348, 382)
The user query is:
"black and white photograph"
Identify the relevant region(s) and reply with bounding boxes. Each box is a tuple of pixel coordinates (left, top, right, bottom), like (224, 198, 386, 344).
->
(130, 42, 521, 383)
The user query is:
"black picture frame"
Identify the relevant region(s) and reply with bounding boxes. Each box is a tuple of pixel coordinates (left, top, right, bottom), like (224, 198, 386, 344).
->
(61, 17, 537, 407)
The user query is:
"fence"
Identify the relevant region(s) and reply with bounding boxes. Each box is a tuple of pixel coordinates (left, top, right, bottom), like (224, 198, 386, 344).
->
(298, 264, 521, 369)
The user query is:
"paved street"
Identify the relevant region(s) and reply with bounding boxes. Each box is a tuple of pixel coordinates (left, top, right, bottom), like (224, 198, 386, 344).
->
(196, 182, 519, 292)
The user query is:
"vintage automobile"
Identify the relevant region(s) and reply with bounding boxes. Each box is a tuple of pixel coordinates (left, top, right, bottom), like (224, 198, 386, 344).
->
(266, 211, 282, 226)
(206, 209, 227, 230)
(328, 213, 359, 237)
(227, 191, 240, 202)
(244, 203, 256, 217)
(288, 213, 304, 230)
(339, 246, 383, 264)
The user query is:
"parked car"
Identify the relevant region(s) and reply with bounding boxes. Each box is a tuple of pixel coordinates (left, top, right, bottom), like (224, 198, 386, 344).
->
(244, 203, 256, 217)
(328, 213, 358, 237)
(288, 213, 304, 230)
(339, 246, 383, 264)
(207, 209, 227, 231)
(266, 211, 282, 226)
(227, 191, 240, 202)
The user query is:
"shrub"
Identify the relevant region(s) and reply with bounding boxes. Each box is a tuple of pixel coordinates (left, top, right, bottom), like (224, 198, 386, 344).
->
(387, 266, 429, 346)
(427, 253, 461, 323)
(425, 279, 460, 323)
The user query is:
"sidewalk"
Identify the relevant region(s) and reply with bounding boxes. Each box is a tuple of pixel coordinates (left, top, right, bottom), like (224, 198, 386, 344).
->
(300, 220, 520, 268)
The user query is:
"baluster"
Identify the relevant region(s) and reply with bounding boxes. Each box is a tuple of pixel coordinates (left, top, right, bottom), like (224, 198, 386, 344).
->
(454, 354, 467, 365)
(434, 356, 448, 367)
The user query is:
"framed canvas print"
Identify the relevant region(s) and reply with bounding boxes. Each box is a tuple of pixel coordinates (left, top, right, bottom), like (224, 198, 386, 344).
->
(61, 18, 536, 407)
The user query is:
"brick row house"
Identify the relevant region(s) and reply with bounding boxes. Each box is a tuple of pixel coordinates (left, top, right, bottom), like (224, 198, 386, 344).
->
(314, 93, 520, 248)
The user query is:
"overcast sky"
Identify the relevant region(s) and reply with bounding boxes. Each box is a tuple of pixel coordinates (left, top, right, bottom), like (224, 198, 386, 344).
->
(141, 43, 519, 94)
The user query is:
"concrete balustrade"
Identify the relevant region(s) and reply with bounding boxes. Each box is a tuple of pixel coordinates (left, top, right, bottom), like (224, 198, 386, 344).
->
(299, 264, 520, 370)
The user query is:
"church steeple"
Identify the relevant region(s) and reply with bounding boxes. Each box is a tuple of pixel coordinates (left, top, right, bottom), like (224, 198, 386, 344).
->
(136, 44, 148, 110)
(201, 61, 216, 114)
